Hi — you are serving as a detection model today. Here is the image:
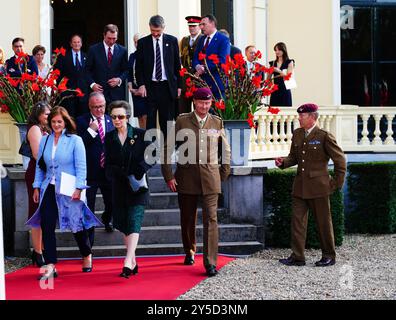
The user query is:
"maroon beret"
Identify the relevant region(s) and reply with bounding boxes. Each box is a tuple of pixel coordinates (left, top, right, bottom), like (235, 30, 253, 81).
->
(297, 103, 319, 113)
(193, 87, 213, 100)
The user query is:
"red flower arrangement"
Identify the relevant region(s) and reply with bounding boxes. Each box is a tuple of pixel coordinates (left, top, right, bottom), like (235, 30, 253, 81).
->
(0, 47, 83, 123)
(180, 50, 289, 127)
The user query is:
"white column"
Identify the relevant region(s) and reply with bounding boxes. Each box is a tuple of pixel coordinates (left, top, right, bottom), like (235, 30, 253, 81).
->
(254, 0, 267, 63)
(0, 165, 6, 300)
(157, 0, 201, 40)
(127, 0, 139, 55)
(233, 0, 248, 52)
(40, 0, 52, 65)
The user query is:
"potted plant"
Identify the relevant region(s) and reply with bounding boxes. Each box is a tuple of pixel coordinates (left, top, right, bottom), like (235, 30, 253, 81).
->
(180, 51, 290, 165)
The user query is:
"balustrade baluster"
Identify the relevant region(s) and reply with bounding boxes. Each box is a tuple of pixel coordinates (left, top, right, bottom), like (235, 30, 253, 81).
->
(360, 114, 370, 145)
(373, 114, 383, 145)
(385, 114, 395, 145)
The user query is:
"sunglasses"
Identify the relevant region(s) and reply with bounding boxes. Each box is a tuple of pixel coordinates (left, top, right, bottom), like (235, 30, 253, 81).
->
(110, 114, 128, 120)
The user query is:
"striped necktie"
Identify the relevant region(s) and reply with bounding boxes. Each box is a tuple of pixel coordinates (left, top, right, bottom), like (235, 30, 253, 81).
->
(97, 117, 105, 168)
(155, 39, 162, 81)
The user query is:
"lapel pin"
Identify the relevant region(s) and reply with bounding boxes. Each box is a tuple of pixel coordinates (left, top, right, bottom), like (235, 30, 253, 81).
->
(130, 139, 135, 145)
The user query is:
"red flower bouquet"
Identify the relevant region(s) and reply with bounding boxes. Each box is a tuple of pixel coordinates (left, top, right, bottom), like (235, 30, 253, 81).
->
(0, 47, 83, 123)
(180, 50, 289, 127)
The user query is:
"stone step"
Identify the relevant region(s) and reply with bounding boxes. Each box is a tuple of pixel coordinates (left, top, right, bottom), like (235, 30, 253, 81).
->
(148, 176, 169, 193)
(95, 208, 230, 226)
(55, 224, 258, 247)
(95, 192, 179, 211)
(56, 241, 264, 258)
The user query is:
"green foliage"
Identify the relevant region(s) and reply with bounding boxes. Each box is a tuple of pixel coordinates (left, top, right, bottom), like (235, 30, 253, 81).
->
(346, 162, 396, 234)
(264, 168, 344, 248)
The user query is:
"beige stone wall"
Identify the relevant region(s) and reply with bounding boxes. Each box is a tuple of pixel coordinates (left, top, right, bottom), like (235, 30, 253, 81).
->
(267, 0, 337, 106)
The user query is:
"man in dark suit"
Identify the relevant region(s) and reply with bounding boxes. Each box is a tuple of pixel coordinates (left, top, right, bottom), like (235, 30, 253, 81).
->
(6, 37, 38, 77)
(57, 34, 89, 118)
(275, 103, 347, 267)
(193, 15, 230, 100)
(76, 92, 115, 232)
(135, 15, 182, 139)
(86, 24, 128, 106)
(161, 87, 231, 277)
(218, 29, 242, 59)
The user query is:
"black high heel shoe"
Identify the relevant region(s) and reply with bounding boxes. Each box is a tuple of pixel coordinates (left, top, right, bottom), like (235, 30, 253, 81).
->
(37, 266, 58, 281)
(120, 267, 133, 279)
(31, 250, 45, 267)
(132, 264, 138, 275)
(82, 256, 93, 273)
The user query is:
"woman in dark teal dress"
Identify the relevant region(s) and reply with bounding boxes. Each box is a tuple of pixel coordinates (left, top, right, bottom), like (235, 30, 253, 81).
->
(269, 42, 295, 107)
(104, 100, 153, 278)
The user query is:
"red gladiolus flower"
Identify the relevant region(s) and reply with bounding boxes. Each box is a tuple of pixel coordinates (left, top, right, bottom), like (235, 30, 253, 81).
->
(239, 66, 246, 78)
(255, 50, 262, 59)
(0, 104, 9, 113)
(0, 91, 5, 99)
(186, 77, 193, 87)
(15, 51, 29, 64)
(221, 63, 230, 74)
(262, 88, 272, 97)
(268, 107, 281, 114)
(6, 76, 20, 87)
(58, 77, 69, 92)
(75, 88, 84, 97)
(21, 72, 37, 82)
(54, 47, 66, 57)
(208, 54, 220, 65)
(190, 85, 198, 93)
(31, 83, 40, 92)
(247, 113, 256, 128)
(179, 68, 187, 77)
(283, 73, 292, 81)
(215, 100, 225, 110)
(185, 91, 193, 98)
(233, 53, 245, 67)
(252, 75, 262, 88)
(198, 52, 206, 61)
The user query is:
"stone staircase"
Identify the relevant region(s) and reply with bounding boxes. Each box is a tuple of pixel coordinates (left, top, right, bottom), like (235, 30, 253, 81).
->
(56, 165, 264, 258)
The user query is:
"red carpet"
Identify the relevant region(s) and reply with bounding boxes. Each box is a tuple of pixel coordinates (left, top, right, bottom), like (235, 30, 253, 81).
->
(5, 255, 234, 300)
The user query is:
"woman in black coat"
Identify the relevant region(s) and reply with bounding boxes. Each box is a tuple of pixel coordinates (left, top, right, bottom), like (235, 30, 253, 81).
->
(105, 100, 153, 278)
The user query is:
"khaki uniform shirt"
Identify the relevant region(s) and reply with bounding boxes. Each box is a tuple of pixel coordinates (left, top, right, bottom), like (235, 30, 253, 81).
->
(281, 126, 347, 199)
(161, 112, 231, 195)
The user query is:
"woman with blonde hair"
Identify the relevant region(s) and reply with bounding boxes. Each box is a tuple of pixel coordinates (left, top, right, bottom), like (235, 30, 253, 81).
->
(0, 47, 6, 74)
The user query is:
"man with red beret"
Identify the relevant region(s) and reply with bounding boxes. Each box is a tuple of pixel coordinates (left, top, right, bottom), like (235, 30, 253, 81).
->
(161, 87, 231, 277)
(275, 103, 347, 267)
(179, 16, 204, 115)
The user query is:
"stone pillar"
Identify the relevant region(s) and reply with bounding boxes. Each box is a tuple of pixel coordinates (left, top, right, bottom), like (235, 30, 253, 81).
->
(6, 167, 30, 256)
(157, 0, 201, 40)
(223, 166, 267, 243)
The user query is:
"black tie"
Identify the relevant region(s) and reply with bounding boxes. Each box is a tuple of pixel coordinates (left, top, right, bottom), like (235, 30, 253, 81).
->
(203, 36, 210, 53)
(75, 53, 81, 70)
(155, 39, 162, 81)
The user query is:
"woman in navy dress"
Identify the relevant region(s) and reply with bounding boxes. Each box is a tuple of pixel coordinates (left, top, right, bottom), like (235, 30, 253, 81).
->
(269, 42, 295, 107)
(128, 33, 148, 129)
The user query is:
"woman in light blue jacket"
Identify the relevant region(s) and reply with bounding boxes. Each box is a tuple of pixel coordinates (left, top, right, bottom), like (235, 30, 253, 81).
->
(27, 106, 103, 281)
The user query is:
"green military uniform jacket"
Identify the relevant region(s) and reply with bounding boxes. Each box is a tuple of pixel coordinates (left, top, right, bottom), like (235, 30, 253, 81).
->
(280, 126, 347, 199)
(180, 34, 204, 72)
(161, 112, 231, 195)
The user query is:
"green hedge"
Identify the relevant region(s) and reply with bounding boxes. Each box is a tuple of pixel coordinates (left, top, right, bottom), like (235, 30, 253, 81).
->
(264, 168, 344, 248)
(346, 162, 396, 234)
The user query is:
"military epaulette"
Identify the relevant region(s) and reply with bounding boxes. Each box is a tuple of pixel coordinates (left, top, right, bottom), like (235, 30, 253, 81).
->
(178, 113, 190, 117)
(211, 114, 223, 121)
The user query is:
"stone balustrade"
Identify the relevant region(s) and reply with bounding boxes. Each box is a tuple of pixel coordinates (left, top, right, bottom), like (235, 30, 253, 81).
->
(249, 105, 396, 160)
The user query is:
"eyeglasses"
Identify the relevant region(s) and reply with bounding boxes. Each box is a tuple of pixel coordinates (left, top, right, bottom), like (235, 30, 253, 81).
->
(110, 114, 128, 120)
(91, 105, 105, 110)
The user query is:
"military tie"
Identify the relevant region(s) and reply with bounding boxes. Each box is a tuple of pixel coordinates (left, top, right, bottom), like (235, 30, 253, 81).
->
(305, 130, 309, 138)
(199, 120, 204, 128)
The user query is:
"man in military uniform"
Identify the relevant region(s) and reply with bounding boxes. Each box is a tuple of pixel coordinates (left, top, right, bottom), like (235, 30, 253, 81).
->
(161, 87, 231, 277)
(275, 103, 347, 267)
(178, 16, 203, 114)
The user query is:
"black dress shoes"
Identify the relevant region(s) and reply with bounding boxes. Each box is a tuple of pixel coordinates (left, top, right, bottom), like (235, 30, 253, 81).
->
(104, 222, 114, 233)
(206, 265, 218, 277)
(184, 255, 195, 265)
(120, 265, 138, 278)
(279, 256, 306, 266)
(82, 266, 92, 273)
(315, 257, 336, 267)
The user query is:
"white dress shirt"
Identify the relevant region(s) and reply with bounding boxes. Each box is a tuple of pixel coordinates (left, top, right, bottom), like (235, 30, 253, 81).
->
(72, 50, 82, 67)
(152, 34, 168, 81)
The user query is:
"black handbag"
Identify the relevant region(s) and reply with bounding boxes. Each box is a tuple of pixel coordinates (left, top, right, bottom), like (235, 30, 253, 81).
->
(18, 139, 33, 158)
(38, 135, 49, 172)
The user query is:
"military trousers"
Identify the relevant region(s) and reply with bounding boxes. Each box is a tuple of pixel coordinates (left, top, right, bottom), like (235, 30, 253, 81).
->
(291, 196, 336, 261)
(178, 193, 219, 268)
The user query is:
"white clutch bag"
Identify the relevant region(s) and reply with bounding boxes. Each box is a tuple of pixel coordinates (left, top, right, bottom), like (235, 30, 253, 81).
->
(282, 69, 297, 90)
(127, 173, 148, 193)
